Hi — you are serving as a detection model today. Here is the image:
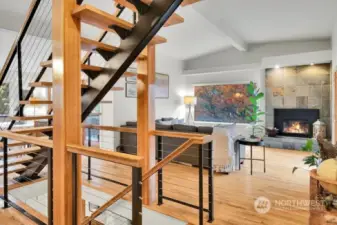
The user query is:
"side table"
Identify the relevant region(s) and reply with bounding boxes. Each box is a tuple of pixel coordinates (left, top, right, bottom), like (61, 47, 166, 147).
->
(238, 139, 266, 175)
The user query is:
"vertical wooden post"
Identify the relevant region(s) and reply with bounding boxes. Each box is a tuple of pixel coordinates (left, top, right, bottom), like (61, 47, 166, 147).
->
(52, 0, 82, 224)
(137, 45, 156, 205)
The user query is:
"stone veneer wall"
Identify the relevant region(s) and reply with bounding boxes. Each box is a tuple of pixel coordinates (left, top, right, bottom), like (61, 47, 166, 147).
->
(265, 63, 331, 139)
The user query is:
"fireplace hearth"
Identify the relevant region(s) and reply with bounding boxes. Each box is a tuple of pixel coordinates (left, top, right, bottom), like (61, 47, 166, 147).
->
(274, 109, 319, 138)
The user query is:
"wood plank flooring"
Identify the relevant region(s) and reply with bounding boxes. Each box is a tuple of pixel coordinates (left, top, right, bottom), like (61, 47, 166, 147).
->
(82, 147, 312, 225)
(0, 147, 312, 225)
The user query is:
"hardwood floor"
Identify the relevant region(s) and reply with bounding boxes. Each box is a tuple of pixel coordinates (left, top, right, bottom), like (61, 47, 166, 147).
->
(0, 147, 312, 225)
(83, 147, 312, 225)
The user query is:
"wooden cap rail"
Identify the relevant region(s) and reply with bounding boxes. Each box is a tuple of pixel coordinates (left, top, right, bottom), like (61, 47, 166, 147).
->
(82, 124, 137, 133)
(150, 130, 212, 144)
(12, 126, 53, 134)
(82, 138, 197, 224)
(67, 144, 143, 168)
(0, 131, 53, 148)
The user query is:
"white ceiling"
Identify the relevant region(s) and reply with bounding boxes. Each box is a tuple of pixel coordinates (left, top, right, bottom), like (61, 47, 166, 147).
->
(1, 0, 337, 60)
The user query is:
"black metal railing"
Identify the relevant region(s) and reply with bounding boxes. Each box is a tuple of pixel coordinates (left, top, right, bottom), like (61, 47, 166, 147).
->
(1, 137, 53, 225)
(157, 137, 214, 225)
(0, 0, 52, 131)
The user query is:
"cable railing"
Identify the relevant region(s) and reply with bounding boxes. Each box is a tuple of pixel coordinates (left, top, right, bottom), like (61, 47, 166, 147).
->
(0, 0, 52, 131)
(0, 131, 53, 225)
(81, 125, 214, 225)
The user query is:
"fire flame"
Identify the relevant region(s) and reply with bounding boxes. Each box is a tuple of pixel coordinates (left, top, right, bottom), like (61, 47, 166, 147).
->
(283, 121, 308, 134)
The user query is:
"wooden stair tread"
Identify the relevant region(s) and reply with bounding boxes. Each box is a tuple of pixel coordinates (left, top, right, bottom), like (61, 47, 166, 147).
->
(181, 0, 200, 6)
(73, 4, 133, 31)
(0, 147, 42, 158)
(0, 156, 33, 168)
(111, 87, 124, 91)
(19, 100, 52, 105)
(81, 37, 147, 60)
(30, 81, 89, 88)
(41, 60, 102, 72)
(12, 126, 53, 134)
(0, 165, 26, 176)
(9, 115, 52, 121)
(40, 60, 141, 77)
(115, 0, 184, 27)
(73, 4, 166, 45)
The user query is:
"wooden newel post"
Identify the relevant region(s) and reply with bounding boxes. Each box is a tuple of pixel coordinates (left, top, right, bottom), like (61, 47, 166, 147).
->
(52, 0, 82, 224)
(137, 45, 156, 205)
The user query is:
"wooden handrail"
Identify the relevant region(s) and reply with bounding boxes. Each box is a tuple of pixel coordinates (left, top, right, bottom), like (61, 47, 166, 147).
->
(82, 124, 137, 133)
(150, 130, 212, 144)
(0, 0, 40, 81)
(82, 139, 196, 225)
(67, 144, 143, 168)
(0, 131, 53, 148)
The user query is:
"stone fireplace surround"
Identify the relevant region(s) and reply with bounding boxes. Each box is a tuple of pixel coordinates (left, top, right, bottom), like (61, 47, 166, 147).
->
(264, 63, 331, 150)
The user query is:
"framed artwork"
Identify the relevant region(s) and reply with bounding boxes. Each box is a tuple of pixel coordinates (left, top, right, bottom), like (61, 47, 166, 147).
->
(125, 82, 137, 98)
(125, 73, 169, 98)
(125, 76, 137, 83)
(194, 83, 250, 123)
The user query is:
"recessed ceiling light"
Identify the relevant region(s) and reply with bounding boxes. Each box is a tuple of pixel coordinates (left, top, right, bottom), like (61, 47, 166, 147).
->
(310, 63, 315, 66)
(274, 65, 280, 69)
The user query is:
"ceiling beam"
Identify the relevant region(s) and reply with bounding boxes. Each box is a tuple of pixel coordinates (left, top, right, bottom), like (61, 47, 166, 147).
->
(191, 6, 247, 52)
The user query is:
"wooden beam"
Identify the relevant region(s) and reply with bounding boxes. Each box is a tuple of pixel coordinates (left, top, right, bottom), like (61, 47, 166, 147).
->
(52, 0, 82, 224)
(82, 124, 137, 133)
(0, 131, 53, 148)
(137, 45, 156, 205)
(67, 144, 143, 168)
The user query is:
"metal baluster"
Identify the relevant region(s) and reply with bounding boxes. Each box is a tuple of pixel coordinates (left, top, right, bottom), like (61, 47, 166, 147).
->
(17, 43, 23, 116)
(48, 148, 53, 225)
(199, 144, 204, 225)
(88, 128, 92, 180)
(132, 167, 142, 225)
(72, 153, 78, 225)
(157, 136, 163, 205)
(208, 142, 214, 222)
(3, 138, 8, 208)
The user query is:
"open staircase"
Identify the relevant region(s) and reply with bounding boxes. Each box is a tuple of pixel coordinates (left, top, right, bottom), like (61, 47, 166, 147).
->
(0, 0, 202, 215)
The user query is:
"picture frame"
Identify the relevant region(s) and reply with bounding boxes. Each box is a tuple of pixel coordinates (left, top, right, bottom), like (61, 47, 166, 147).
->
(125, 82, 137, 98)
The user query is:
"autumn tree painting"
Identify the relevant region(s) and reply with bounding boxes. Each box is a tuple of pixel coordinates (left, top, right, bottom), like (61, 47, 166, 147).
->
(194, 84, 251, 123)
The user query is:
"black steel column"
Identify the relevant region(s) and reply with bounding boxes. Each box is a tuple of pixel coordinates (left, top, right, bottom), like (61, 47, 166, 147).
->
(157, 136, 163, 205)
(199, 144, 203, 225)
(132, 167, 142, 225)
(72, 154, 78, 225)
(88, 128, 92, 180)
(48, 148, 53, 225)
(17, 43, 23, 116)
(208, 142, 214, 222)
(3, 138, 8, 208)
(87, 58, 91, 86)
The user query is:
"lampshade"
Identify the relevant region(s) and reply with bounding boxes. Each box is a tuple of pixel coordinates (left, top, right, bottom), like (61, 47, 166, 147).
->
(184, 96, 197, 105)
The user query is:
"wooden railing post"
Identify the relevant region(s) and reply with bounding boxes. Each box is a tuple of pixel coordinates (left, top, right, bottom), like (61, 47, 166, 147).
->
(52, 0, 82, 224)
(137, 45, 156, 204)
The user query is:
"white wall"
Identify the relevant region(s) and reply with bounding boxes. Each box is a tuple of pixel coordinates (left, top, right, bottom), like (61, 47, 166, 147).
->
(331, 24, 337, 143)
(112, 53, 185, 127)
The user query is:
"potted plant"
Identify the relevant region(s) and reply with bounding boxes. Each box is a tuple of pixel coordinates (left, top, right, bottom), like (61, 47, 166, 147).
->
(245, 81, 265, 139)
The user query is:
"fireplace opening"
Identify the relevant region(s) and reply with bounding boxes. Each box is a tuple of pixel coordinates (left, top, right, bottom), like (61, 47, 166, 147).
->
(274, 109, 319, 138)
(283, 120, 309, 135)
